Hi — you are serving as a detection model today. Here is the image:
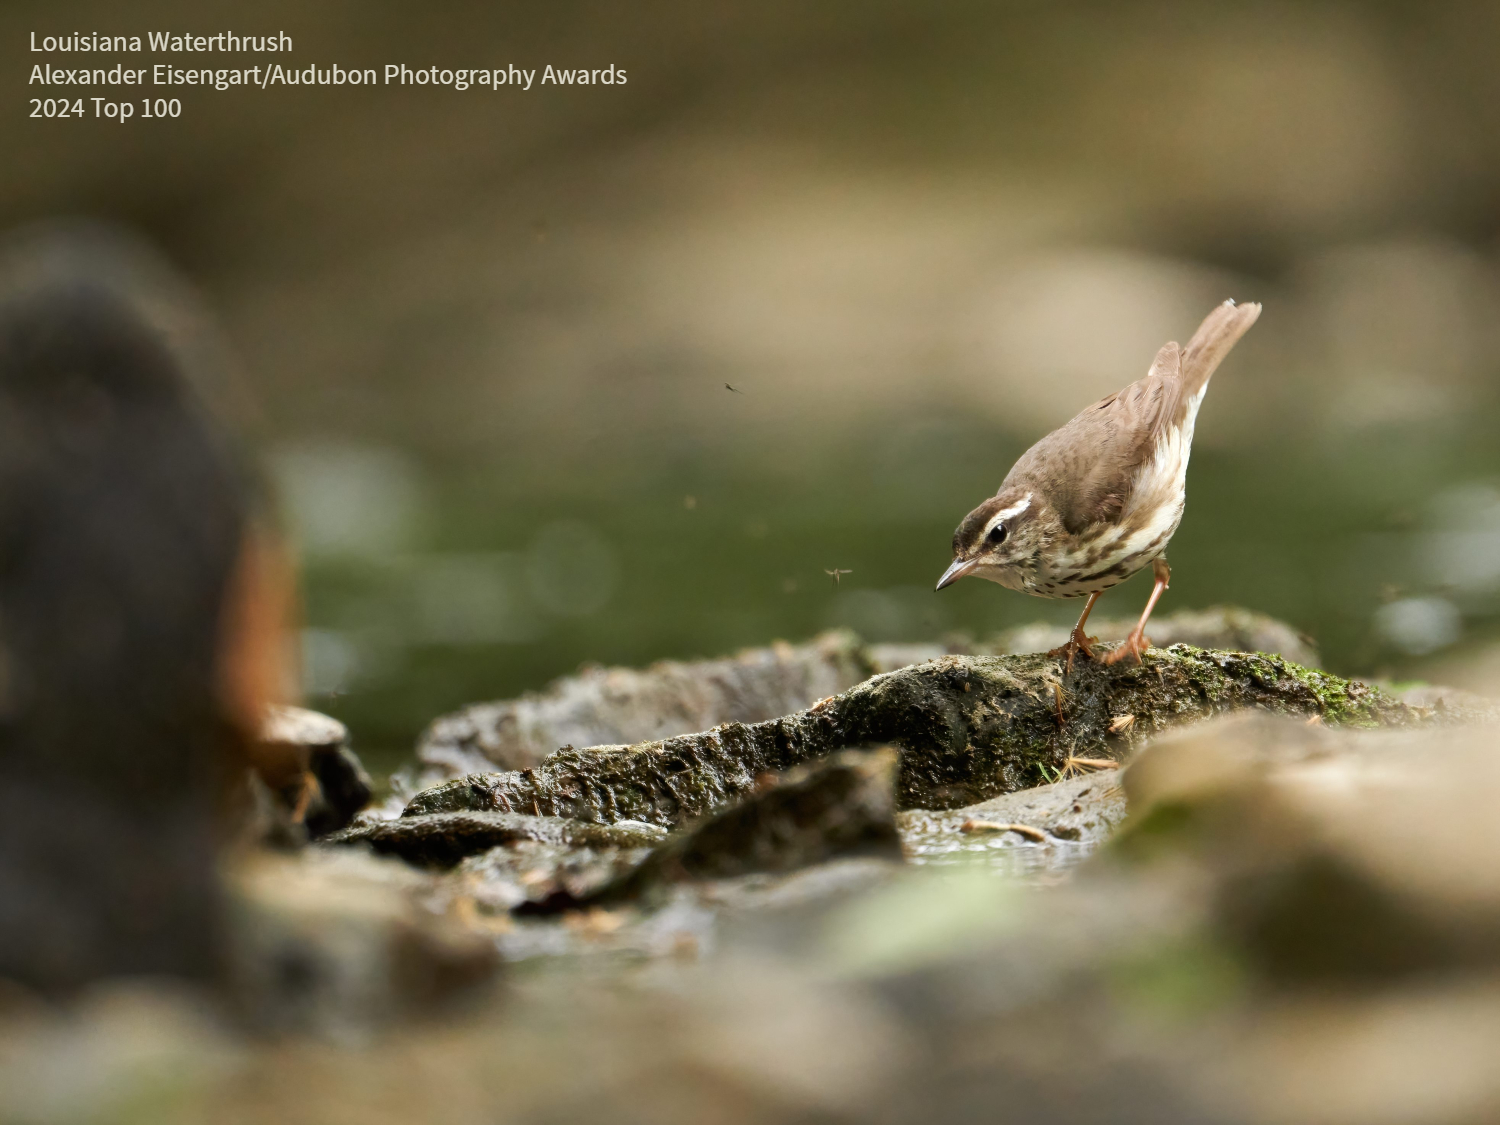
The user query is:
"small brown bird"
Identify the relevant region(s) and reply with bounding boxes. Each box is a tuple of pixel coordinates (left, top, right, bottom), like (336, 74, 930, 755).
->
(936, 299, 1261, 667)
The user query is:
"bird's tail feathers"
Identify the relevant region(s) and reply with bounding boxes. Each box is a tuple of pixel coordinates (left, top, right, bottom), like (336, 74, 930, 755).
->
(1178, 299, 1261, 394)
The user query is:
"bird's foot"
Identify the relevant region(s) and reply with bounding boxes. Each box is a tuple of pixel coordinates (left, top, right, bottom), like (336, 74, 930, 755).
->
(1047, 628, 1099, 675)
(1103, 631, 1152, 666)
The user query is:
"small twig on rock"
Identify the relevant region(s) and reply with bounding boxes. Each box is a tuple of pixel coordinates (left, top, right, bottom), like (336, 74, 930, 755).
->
(1063, 756, 1120, 775)
(1107, 714, 1135, 733)
(961, 819, 1049, 842)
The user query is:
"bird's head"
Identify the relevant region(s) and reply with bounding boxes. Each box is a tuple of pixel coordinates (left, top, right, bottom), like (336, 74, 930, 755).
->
(936, 488, 1047, 592)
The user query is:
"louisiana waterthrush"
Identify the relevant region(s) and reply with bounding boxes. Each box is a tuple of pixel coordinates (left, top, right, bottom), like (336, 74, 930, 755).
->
(936, 299, 1262, 667)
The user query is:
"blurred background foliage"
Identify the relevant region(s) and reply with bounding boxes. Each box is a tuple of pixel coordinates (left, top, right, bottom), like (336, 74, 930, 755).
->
(6, 0, 1500, 769)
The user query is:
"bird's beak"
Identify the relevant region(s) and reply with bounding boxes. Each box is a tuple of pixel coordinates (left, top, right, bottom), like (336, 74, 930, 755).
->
(935, 557, 978, 591)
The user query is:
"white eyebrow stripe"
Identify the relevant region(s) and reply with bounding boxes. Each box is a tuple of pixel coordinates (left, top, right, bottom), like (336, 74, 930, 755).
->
(983, 494, 1031, 538)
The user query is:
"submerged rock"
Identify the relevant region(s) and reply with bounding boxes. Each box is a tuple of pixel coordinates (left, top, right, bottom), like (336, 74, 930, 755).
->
(405, 646, 1428, 828)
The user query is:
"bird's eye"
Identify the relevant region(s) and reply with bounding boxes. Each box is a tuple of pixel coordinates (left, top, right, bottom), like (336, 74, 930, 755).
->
(986, 523, 1007, 546)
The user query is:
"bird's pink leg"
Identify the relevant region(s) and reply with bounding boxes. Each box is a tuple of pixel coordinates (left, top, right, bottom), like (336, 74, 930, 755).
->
(1047, 590, 1102, 674)
(1105, 557, 1171, 666)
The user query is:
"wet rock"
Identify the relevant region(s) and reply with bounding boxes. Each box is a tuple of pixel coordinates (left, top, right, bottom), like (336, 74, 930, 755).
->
(416, 631, 872, 778)
(537, 748, 903, 912)
(406, 646, 1427, 827)
(898, 770, 1127, 864)
(991, 605, 1320, 667)
(321, 811, 665, 869)
(260, 704, 347, 752)
(253, 705, 373, 839)
(411, 609, 1325, 792)
(453, 839, 658, 914)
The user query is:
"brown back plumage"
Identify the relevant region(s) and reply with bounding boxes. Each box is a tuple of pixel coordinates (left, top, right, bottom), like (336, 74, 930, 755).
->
(1002, 300, 1261, 534)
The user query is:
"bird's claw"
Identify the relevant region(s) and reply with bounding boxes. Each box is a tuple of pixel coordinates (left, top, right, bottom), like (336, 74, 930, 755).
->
(1047, 629, 1099, 675)
(1103, 632, 1152, 665)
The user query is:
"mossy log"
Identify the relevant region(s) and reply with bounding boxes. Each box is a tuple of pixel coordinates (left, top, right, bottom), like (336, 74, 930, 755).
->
(404, 645, 1433, 829)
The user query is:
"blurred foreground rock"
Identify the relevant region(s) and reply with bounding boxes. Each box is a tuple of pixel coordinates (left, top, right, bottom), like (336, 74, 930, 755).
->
(1124, 713, 1500, 984)
(17, 711, 1500, 1123)
(224, 848, 499, 1036)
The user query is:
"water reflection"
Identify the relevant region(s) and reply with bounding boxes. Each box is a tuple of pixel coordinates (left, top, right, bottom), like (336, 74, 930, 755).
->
(904, 831, 1099, 886)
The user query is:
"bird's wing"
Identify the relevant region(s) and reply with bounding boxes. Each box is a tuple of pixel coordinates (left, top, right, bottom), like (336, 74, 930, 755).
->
(1049, 344, 1181, 530)
(1003, 302, 1260, 534)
